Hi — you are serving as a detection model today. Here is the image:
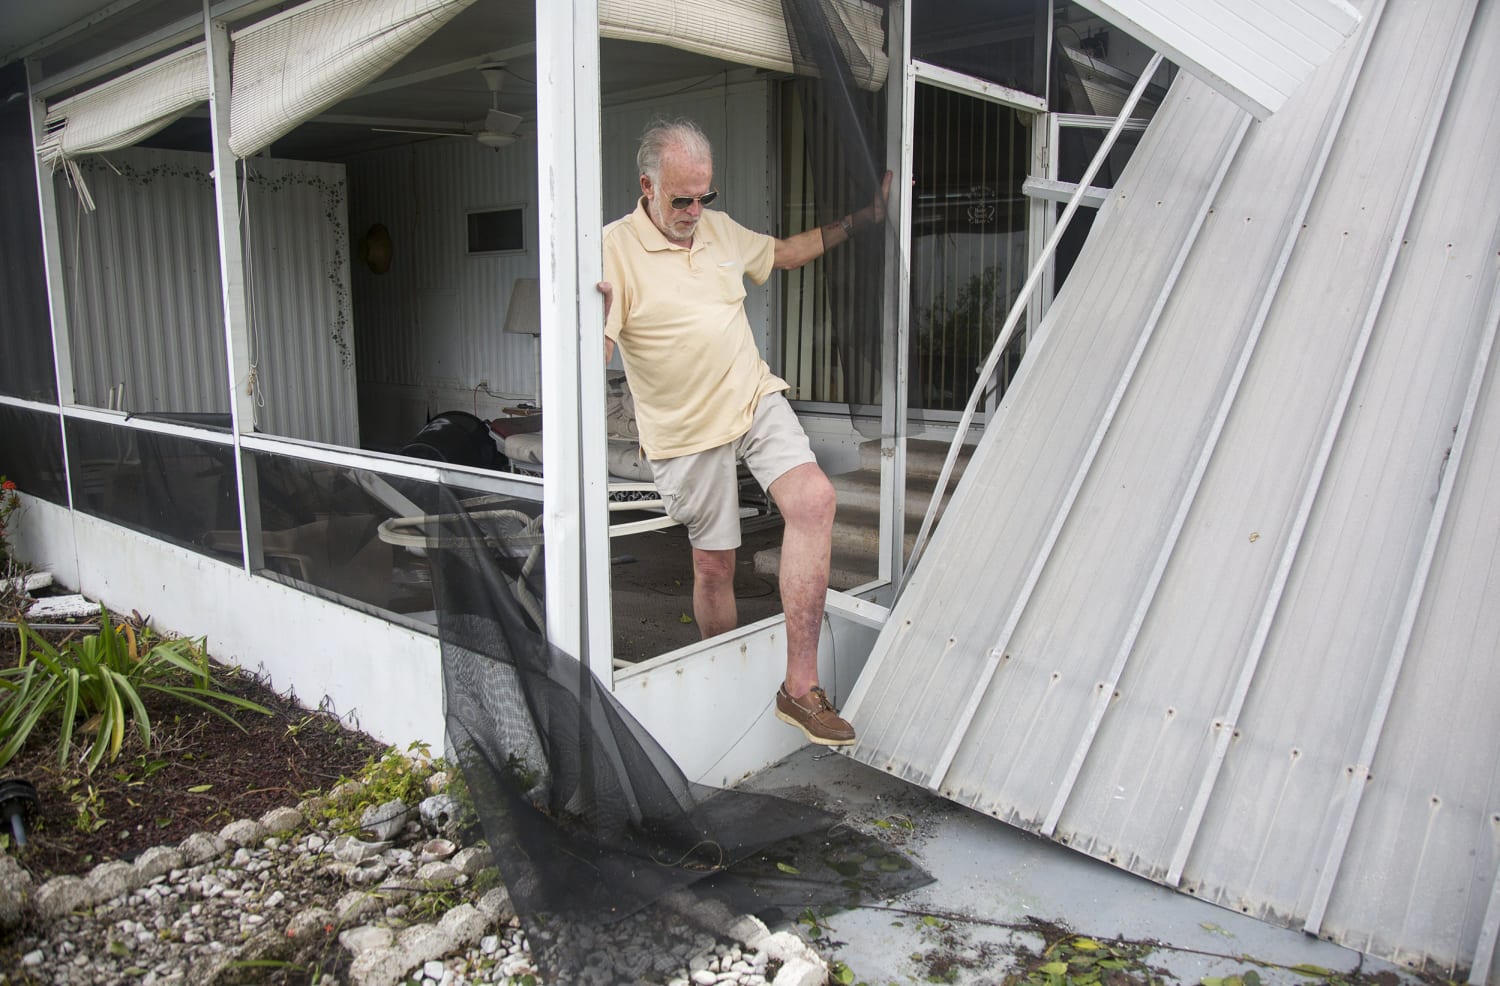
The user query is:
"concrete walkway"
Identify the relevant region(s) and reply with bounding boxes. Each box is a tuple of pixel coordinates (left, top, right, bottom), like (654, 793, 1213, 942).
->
(742, 747, 1422, 986)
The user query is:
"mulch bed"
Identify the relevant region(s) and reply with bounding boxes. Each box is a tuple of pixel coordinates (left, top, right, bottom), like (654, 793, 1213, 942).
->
(1, 619, 389, 882)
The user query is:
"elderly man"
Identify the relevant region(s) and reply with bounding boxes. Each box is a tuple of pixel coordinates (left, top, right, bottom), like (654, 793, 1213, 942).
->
(599, 118, 887, 746)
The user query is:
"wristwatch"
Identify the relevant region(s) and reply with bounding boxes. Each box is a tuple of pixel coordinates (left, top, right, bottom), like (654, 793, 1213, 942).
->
(839, 214, 855, 237)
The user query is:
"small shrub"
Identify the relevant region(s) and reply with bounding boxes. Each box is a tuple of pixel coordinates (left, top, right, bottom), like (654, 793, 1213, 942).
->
(0, 607, 271, 772)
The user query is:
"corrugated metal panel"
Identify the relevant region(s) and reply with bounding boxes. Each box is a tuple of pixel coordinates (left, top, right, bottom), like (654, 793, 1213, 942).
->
(58, 146, 358, 446)
(846, 0, 1500, 978)
(347, 77, 771, 396)
(1072, 0, 1361, 118)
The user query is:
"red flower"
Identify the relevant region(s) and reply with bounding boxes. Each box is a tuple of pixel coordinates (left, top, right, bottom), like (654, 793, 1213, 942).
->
(1, 480, 14, 491)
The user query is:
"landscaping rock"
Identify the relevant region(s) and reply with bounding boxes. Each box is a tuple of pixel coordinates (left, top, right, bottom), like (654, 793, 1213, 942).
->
(217, 817, 263, 847)
(133, 844, 185, 882)
(360, 799, 413, 842)
(258, 805, 303, 834)
(0, 852, 33, 929)
(33, 874, 90, 920)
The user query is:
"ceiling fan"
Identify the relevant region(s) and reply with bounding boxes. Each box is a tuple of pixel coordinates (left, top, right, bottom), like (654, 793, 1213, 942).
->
(373, 64, 524, 147)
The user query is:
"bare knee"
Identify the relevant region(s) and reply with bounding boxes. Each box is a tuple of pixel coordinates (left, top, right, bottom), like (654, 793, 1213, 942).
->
(693, 548, 736, 589)
(773, 465, 836, 530)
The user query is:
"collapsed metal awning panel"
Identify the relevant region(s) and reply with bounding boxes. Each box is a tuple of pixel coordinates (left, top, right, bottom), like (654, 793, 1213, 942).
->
(1071, 0, 1362, 118)
(847, 0, 1500, 978)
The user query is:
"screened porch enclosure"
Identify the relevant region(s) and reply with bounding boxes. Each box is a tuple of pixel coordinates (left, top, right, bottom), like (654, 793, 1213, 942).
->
(1, 0, 1168, 736)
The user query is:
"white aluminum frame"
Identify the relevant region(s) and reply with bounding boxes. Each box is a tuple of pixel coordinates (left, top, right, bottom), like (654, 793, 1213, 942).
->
(535, 0, 613, 680)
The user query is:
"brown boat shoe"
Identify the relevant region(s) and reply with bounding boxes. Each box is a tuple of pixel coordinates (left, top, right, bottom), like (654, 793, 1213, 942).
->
(775, 684, 856, 746)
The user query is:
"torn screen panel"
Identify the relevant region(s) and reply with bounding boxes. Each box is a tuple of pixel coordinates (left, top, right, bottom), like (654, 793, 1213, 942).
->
(425, 485, 930, 982)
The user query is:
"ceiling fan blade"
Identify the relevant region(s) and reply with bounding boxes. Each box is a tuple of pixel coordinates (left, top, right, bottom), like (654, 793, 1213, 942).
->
(371, 127, 471, 138)
(482, 108, 523, 135)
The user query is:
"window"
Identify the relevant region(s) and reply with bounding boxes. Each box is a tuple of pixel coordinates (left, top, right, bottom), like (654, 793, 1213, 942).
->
(466, 206, 525, 255)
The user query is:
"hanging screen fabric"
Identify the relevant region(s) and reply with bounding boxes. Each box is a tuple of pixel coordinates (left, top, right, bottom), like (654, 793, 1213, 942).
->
(227, 0, 476, 158)
(600, 0, 888, 92)
(36, 43, 208, 172)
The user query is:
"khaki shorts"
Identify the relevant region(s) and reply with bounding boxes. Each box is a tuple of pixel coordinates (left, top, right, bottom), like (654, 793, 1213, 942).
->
(649, 392, 816, 550)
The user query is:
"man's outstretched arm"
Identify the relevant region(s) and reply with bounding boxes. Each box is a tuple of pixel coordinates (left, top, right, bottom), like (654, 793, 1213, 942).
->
(772, 170, 891, 271)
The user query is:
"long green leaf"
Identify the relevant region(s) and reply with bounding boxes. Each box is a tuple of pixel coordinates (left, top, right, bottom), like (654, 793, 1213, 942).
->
(0, 662, 41, 732)
(58, 667, 81, 766)
(17, 621, 64, 666)
(0, 677, 63, 769)
(137, 639, 210, 681)
(96, 605, 124, 671)
(21, 632, 69, 680)
(84, 668, 126, 771)
(109, 668, 151, 747)
(139, 684, 269, 730)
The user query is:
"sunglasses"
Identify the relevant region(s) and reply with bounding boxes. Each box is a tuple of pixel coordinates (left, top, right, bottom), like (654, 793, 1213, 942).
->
(667, 189, 719, 210)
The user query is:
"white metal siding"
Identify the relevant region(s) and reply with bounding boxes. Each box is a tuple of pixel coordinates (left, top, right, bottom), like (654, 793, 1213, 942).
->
(1072, 0, 1360, 118)
(346, 77, 771, 396)
(57, 147, 357, 446)
(243, 156, 359, 446)
(847, 0, 1500, 978)
(346, 136, 540, 395)
(59, 150, 228, 415)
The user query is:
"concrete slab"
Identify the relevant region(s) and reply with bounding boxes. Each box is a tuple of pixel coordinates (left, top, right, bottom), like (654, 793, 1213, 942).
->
(740, 747, 1422, 986)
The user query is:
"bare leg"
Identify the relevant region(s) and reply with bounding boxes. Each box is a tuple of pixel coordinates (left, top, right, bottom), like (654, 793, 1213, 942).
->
(691, 547, 738, 639)
(768, 462, 836, 697)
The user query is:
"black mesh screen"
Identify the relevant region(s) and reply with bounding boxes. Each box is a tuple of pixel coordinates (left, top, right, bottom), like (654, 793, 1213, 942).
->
(0, 405, 67, 506)
(65, 417, 240, 563)
(247, 451, 439, 622)
(0, 63, 58, 403)
(428, 484, 929, 982)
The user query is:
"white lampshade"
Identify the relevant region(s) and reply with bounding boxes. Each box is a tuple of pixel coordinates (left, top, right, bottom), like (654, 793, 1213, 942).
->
(503, 276, 542, 335)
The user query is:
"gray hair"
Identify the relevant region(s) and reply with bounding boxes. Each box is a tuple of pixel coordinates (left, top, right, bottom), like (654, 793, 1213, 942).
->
(637, 118, 713, 186)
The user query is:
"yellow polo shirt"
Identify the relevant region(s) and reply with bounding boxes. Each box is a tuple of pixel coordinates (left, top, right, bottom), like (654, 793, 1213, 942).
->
(603, 199, 786, 459)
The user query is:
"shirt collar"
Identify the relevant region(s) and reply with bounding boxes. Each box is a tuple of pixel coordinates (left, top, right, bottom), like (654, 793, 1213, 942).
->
(629, 197, 713, 252)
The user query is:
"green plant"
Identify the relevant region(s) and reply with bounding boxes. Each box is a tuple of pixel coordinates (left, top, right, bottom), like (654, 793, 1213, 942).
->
(321, 741, 447, 832)
(0, 607, 271, 772)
